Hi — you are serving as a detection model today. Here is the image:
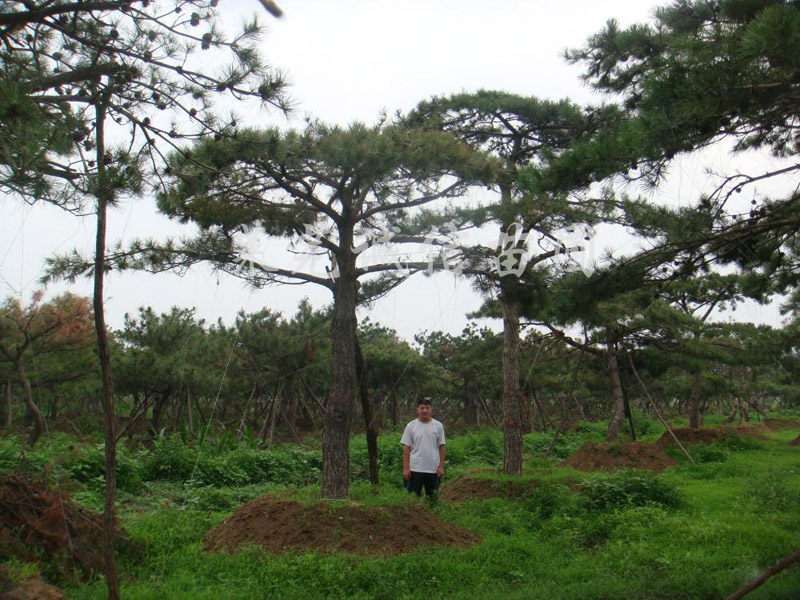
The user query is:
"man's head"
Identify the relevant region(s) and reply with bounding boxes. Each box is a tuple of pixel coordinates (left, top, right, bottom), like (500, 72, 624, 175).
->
(416, 400, 432, 422)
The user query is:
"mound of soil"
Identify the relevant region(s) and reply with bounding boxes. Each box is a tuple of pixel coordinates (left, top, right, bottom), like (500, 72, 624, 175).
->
(765, 418, 800, 431)
(0, 575, 68, 600)
(205, 495, 480, 556)
(656, 425, 766, 447)
(0, 474, 130, 580)
(788, 435, 800, 447)
(561, 441, 676, 473)
(439, 477, 538, 503)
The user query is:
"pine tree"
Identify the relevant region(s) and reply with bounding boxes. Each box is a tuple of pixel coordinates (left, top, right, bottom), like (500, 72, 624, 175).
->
(107, 121, 494, 499)
(405, 91, 616, 473)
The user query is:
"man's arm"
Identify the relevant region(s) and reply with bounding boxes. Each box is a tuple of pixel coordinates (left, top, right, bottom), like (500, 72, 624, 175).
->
(437, 444, 446, 477)
(403, 445, 411, 481)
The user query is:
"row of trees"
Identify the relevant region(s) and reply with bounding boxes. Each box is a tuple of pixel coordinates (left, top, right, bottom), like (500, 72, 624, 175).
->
(2, 0, 799, 592)
(3, 291, 796, 443)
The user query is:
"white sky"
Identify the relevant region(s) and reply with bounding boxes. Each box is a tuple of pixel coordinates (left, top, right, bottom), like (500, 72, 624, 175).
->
(0, 0, 788, 342)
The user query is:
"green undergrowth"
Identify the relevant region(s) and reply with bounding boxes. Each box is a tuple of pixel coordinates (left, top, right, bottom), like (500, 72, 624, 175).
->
(2, 422, 800, 599)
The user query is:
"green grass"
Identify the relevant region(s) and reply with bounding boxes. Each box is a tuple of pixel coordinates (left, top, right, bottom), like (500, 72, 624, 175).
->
(2, 423, 800, 599)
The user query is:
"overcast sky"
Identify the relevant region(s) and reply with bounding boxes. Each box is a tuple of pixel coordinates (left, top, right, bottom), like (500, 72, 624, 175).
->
(0, 0, 786, 342)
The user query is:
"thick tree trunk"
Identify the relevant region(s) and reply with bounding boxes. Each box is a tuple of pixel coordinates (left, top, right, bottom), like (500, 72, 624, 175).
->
(16, 362, 44, 447)
(501, 297, 523, 476)
(93, 101, 119, 600)
(604, 342, 626, 441)
(355, 337, 379, 484)
(322, 269, 358, 500)
(463, 384, 478, 426)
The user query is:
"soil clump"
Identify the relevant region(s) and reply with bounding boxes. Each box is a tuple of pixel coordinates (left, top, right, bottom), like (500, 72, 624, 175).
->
(438, 477, 538, 502)
(765, 418, 800, 431)
(0, 474, 130, 580)
(0, 575, 68, 600)
(788, 435, 800, 447)
(561, 441, 676, 473)
(206, 495, 480, 556)
(656, 425, 766, 447)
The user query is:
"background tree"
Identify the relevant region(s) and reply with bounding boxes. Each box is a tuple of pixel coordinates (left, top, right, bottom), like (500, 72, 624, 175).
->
(414, 323, 503, 428)
(0, 292, 94, 446)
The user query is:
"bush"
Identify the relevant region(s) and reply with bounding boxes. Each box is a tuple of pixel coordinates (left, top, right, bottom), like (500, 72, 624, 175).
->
(64, 444, 143, 492)
(719, 431, 762, 451)
(743, 467, 799, 513)
(523, 422, 607, 459)
(523, 482, 574, 521)
(580, 470, 681, 510)
(690, 443, 730, 463)
(142, 437, 198, 482)
(141, 437, 322, 487)
(445, 430, 503, 467)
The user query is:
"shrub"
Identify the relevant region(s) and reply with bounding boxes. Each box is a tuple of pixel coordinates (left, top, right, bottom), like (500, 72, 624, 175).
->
(580, 470, 681, 510)
(141, 437, 322, 487)
(523, 482, 574, 521)
(445, 430, 503, 467)
(690, 443, 730, 463)
(64, 444, 143, 492)
(142, 437, 199, 482)
(719, 431, 762, 451)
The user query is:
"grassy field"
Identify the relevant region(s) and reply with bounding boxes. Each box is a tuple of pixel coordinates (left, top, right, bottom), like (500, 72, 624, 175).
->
(2, 416, 799, 599)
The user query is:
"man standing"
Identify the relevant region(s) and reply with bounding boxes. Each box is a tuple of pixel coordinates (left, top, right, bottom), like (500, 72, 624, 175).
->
(401, 400, 446, 497)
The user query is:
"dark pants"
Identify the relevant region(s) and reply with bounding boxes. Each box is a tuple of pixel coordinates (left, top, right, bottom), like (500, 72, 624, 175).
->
(406, 471, 439, 497)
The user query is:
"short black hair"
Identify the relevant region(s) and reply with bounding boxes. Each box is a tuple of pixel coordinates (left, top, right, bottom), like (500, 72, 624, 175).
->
(417, 399, 432, 407)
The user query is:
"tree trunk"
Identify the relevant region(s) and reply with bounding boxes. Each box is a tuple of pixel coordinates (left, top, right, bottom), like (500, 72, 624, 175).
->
(16, 361, 44, 447)
(501, 297, 523, 475)
(355, 337, 379, 484)
(93, 100, 119, 600)
(463, 383, 478, 426)
(322, 266, 358, 500)
(186, 388, 194, 435)
(2, 381, 12, 428)
(390, 387, 398, 426)
(604, 341, 626, 441)
(689, 372, 703, 428)
(151, 393, 167, 439)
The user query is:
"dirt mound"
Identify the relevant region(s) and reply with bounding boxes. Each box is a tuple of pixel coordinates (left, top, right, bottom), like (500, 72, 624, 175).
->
(439, 477, 538, 503)
(561, 441, 676, 473)
(734, 423, 769, 438)
(656, 425, 766, 447)
(765, 418, 800, 431)
(0, 474, 130, 580)
(789, 435, 800, 447)
(205, 495, 480, 556)
(0, 575, 68, 600)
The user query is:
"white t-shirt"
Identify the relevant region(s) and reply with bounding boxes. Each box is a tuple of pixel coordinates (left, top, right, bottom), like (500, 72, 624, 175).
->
(400, 418, 446, 473)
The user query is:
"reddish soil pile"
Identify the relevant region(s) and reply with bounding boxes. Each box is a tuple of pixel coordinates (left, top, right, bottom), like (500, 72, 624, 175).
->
(0, 575, 68, 600)
(788, 435, 800, 447)
(561, 441, 676, 473)
(205, 495, 481, 556)
(0, 474, 129, 580)
(765, 418, 800, 431)
(439, 477, 538, 503)
(656, 425, 766, 447)
(734, 423, 769, 438)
